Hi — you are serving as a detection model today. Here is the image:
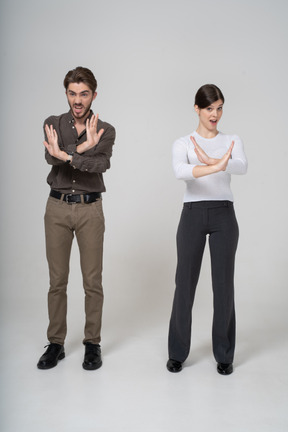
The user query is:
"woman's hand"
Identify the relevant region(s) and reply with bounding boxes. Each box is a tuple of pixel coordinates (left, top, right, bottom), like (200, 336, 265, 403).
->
(191, 136, 211, 164)
(191, 140, 234, 178)
(215, 141, 234, 171)
(190, 136, 219, 165)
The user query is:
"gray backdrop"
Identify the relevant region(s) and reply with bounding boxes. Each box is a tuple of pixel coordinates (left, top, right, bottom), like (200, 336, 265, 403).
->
(0, 0, 287, 347)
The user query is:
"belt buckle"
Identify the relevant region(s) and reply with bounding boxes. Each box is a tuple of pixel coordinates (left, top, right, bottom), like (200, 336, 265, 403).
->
(65, 193, 73, 204)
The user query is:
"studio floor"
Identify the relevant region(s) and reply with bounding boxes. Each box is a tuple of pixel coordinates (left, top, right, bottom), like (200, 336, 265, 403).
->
(1, 298, 287, 432)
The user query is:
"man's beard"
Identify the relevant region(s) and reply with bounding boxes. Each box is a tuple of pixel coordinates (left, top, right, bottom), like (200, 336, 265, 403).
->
(70, 102, 92, 120)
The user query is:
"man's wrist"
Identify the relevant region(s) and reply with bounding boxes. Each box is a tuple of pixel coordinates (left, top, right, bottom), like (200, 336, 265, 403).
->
(65, 151, 74, 164)
(77, 139, 97, 154)
(76, 143, 85, 154)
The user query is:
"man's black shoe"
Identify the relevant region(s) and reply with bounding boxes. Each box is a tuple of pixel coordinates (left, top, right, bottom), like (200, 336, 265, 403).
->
(217, 363, 233, 375)
(82, 343, 102, 370)
(37, 343, 65, 369)
(167, 359, 183, 373)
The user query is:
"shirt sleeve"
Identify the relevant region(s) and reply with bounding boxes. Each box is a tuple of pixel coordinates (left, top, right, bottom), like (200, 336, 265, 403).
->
(172, 138, 196, 180)
(67, 125, 116, 173)
(226, 135, 248, 175)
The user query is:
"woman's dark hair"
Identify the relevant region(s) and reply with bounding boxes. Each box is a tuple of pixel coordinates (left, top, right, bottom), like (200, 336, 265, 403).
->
(194, 84, 224, 109)
(63, 66, 97, 93)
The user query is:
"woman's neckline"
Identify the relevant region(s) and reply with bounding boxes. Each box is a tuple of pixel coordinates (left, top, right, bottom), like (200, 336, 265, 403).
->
(194, 130, 221, 140)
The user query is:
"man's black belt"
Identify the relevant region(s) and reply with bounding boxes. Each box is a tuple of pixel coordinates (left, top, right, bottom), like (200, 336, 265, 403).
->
(50, 189, 101, 204)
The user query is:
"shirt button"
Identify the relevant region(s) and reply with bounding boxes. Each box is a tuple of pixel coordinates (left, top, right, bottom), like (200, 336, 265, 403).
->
(73, 180, 76, 183)
(72, 189, 75, 193)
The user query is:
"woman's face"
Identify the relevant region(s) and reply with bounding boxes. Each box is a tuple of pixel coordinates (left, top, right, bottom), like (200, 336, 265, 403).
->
(195, 99, 224, 133)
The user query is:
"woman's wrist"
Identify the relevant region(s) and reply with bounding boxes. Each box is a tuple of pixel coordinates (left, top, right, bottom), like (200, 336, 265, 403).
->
(193, 164, 219, 178)
(208, 157, 220, 165)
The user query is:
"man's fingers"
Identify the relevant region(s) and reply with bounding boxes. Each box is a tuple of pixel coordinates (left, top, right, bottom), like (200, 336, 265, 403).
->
(98, 128, 104, 139)
(45, 124, 52, 137)
(94, 114, 100, 130)
(45, 124, 57, 142)
(87, 114, 99, 130)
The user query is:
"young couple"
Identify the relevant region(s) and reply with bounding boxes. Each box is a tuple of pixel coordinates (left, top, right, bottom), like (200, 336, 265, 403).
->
(37, 67, 247, 375)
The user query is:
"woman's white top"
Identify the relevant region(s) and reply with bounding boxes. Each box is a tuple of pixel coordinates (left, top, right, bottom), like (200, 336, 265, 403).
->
(173, 131, 248, 202)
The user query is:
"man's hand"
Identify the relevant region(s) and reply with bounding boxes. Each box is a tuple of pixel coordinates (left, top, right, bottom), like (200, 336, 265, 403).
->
(44, 124, 67, 161)
(76, 114, 105, 154)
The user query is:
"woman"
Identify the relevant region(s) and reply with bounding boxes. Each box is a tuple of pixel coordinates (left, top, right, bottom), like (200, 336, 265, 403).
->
(167, 84, 247, 375)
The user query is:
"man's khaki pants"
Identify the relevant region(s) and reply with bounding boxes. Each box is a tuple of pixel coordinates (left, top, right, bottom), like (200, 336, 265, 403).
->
(44, 196, 105, 345)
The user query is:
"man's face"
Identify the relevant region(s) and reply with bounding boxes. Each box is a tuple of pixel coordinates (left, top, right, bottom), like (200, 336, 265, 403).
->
(66, 82, 97, 121)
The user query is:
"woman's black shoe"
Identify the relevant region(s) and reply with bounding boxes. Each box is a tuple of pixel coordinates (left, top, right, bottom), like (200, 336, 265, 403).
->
(167, 359, 183, 373)
(217, 363, 233, 375)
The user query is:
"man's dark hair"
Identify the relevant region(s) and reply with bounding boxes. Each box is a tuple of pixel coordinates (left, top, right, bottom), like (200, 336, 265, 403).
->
(194, 84, 225, 108)
(63, 66, 97, 93)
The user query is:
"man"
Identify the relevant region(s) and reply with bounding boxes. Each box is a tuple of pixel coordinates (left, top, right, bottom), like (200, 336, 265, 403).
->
(37, 66, 115, 371)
